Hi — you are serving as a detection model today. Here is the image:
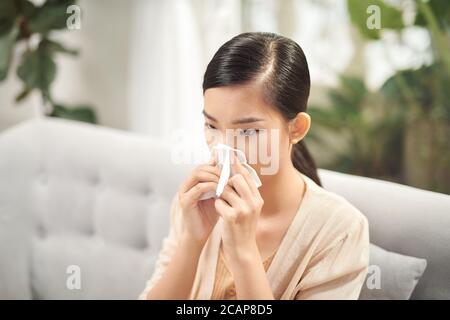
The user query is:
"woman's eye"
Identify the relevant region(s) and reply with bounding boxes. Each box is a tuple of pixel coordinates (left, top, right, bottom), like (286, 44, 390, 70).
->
(238, 128, 259, 136)
(205, 123, 217, 130)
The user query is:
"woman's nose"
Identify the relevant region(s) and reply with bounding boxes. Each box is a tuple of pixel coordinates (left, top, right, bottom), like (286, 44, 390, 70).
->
(206, 129, 235, 147)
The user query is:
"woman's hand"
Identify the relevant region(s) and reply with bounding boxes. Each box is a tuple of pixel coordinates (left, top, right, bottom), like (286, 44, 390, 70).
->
(178, 157, 221, 244)
(214, 153, 264, 262)
(213, 153, 275, 300)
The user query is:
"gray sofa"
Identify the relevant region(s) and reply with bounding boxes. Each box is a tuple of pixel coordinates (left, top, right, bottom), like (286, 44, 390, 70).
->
(0, 118, 449, 299)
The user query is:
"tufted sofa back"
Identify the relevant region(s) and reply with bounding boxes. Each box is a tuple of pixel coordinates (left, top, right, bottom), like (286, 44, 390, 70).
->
(1, 118, 449, 299)
(0, 118, 192, 299)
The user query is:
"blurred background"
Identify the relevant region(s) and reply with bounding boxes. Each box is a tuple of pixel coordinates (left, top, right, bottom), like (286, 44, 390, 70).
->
(0, 0, 449, 194)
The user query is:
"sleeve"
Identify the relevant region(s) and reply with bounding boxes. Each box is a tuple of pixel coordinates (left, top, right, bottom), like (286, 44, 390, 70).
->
(138, 194, 184, 300)
(294, 216, 370, 300)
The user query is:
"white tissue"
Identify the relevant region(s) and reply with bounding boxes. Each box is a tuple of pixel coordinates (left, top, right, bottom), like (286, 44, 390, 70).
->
(199, 143, 262, 201)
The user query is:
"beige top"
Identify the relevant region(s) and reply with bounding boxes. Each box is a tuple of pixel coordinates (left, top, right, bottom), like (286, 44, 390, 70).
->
(210, 242, 276, 300)
(139, 171, 370, 300)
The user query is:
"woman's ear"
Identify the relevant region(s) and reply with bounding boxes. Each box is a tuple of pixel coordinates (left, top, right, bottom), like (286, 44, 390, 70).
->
(288, 112, 311, 144)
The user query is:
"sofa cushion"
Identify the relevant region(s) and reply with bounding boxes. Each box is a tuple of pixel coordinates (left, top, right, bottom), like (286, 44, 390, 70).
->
(319, 169, 450, 299)
(359, 244, 427, 300)
(0, 118, 192, 299)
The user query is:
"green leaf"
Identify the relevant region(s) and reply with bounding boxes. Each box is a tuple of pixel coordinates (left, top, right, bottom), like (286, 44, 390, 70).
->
(347, 0, 404, 40)
(15, 86, 33, 102)
(49, 104, 97, 124)
(0, 0, 18, 33)
(22, 0, 38, 18)
(28, 0, 77, 34)
(0, 0, 17, 17)
(0, 19, 14, 38)
(340, 76, 367, 102)
(41, 38, 78, 55)
(0, 24, 19, 81)
(308, 107, 343, 130)
(398, 64, 449, 120)
(1, 1, 36, 37)
(415, 0, 450, 27)
(15, 36, 79, 102)
(16, 41, 56, 97)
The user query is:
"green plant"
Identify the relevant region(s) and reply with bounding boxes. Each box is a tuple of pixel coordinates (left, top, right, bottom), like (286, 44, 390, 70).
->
(308, 75, 404, 180)
(347, 0, 405, 39)
(347, 0, 450, 121)
(0, 0, 97, 123)
(324, 0, 450, 193)
(380, 61, 450, 193)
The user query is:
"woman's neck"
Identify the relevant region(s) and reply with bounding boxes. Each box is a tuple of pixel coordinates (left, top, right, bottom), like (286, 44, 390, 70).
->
(258, 162, 306, 217)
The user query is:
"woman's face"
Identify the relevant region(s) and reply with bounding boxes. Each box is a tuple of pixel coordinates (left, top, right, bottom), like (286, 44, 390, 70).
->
(203, 82, 293, 179)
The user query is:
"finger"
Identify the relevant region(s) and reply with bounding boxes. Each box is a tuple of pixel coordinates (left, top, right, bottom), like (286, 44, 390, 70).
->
(201, 164, 221, 176)
(230, 152, 259, 196)
(228, 173, 254, 201)
(220, 184, 244, 208)
(179, 165, 221, 193)
(214, 198, 236, 220)
(180, 170, 219, 193)
(208, 154, 217, 166)
(184, 181, 218, 203)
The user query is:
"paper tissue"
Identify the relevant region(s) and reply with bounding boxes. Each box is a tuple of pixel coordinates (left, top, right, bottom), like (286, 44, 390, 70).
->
(199, 143, 262, 201)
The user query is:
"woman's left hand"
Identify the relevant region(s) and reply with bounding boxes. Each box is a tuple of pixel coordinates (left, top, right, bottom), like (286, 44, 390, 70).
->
(214, 152, 264, 262)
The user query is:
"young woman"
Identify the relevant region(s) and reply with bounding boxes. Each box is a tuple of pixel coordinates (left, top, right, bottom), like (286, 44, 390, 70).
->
(139, 32, 369, 300)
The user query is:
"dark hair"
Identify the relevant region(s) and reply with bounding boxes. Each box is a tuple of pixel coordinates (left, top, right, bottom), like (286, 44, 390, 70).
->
(202, 32, 322, 186)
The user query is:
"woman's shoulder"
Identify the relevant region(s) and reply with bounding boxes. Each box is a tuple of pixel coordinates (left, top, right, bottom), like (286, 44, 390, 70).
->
(301, 172, 369, 241)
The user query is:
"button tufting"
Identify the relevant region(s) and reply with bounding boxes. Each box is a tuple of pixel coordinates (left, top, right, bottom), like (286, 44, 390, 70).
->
(39, 172, 48, 184)
(142, 184, 152, 196)
(89, 173, 100, 185)
(84, 226, 95, 237)
(36, 223, 47, 238)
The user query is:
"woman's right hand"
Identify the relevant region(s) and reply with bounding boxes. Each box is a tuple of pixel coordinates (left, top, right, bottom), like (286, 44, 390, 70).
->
(178, 157, 221, 244)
